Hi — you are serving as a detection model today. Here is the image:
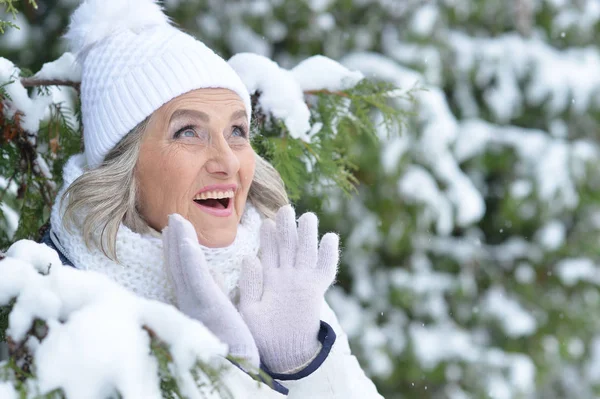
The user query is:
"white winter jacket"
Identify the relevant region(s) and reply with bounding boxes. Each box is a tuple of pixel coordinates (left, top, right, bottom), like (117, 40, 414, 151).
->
(215, 300, 384, 399)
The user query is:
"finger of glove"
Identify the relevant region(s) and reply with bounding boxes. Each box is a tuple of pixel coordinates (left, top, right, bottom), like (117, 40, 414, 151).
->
(163, 224, 186, 292)
(177, 238, 223, 303)
(239, 256, 263, 304)
(194, 292, 260, 370)
(164, 214, 195, 282)
(260, 219, 278, 270)
(276, 205, 298, 269)
(168, 213, 199, 244)
(295, 212, 318, 270)
(317, 233, 340, 286)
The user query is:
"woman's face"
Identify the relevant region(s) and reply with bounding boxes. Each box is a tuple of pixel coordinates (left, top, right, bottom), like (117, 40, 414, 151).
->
(135, 88, 255, 247)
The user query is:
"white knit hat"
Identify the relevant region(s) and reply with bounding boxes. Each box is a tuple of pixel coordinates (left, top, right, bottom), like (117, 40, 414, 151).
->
(65, 0, 252, 169)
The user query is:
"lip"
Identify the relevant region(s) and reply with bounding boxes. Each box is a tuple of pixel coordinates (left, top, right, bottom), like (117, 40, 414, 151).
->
(193, 183, 237, 217)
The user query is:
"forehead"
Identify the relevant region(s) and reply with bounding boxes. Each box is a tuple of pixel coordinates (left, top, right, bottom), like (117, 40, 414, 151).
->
(158, 88, 246, 121)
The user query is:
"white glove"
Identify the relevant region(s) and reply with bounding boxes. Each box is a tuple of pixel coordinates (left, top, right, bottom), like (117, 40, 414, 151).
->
(162, 214, 260, 369)
(239, 205, 339, 373)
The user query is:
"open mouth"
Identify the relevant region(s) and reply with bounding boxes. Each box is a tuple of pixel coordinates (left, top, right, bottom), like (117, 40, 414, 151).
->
(192, 188, 235, 216)
(193, 197, 230, 209)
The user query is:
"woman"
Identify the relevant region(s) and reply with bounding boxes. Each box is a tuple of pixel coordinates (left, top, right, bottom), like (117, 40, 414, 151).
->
(41, 0, 383, 397)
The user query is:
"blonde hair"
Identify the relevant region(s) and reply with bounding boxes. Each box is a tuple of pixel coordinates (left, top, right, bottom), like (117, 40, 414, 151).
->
(62, 120, 289, 260)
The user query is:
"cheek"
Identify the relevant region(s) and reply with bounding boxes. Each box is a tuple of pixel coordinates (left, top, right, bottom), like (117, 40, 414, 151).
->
(136, 146, 199, 225)
(239, 150, 256, 193)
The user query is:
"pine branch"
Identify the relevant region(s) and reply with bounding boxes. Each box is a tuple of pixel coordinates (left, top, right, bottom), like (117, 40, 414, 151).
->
(18, 78, 355, 98)
(305, 89, 351, 98)
(20, 78, 80, 93)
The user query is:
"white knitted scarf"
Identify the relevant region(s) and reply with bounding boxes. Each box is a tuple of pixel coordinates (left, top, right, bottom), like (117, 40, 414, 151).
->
(50, 154, 262, 305)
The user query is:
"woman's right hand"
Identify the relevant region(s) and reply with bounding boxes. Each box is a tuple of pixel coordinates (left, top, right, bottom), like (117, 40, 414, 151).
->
(162, 214, 260, 370)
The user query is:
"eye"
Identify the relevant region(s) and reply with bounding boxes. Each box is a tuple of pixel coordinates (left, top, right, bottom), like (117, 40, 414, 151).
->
(174, 125, 197, 139)
(232, 125, 247, 138)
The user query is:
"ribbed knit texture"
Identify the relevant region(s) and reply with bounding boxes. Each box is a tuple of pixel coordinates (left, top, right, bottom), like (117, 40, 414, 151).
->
(74, 22, 251, 168)
(51, 154, 261, 305)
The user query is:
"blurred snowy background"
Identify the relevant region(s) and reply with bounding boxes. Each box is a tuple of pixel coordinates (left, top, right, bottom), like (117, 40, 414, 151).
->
(2, 0, 600, 398)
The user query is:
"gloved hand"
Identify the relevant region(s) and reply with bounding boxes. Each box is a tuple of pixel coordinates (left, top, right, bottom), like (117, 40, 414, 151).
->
(239, 205, 339, 373)
(162, 214, 260, 369)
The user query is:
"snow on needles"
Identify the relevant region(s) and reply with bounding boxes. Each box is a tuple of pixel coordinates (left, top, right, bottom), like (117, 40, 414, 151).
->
(228, 52, 363, 142)
(0, 58, 52, 135)
(1, 55, 80, 139)
(34, 53, 82, 82)
(291, 55, 364, 91)
(0, 382, 17, 399)
(0, 240, 229, 399)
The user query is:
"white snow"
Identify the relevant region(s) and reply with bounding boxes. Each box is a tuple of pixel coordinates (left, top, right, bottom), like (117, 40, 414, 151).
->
(515, 263, 536, 285)
(410, 4, 439, 36)
(308, 0, 333, 12)
(390, 267, 454, 296)
(229, 53, 311, 141)
(409, 322, 477, 369)
(381, 135, 409, 174)
(398, 165, 453, 235)
(326, 287, 364, 338)
(0, 203, 19, 240)
(1, 13, 29, 50)
(448, 31, 600, 117)
(5, 241, 62, 275)
(34, 53, 82, 82)
(556, 258, 600, 286)
(0, 240, 235, 399)
(229, 53, 364, 142)
(0, 382, 17, 399)
(291, 55, 364, 91)
(586, 335, 600, 380)
(0, 58, 53, 134)
(535, 220, 566, 251)
(482, 287, 537, 338)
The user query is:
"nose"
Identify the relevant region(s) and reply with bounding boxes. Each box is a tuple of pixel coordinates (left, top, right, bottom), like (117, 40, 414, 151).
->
(204, 136, 240, 178)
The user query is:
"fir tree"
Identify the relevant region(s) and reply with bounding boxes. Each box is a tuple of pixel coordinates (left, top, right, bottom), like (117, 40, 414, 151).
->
(2, 0, 600, 398)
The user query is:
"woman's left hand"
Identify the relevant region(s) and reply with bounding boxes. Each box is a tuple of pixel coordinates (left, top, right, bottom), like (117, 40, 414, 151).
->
(238, 205, 339, 374)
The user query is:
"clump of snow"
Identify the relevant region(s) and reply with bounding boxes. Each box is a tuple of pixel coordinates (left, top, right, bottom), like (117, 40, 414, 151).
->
(482, 287, 537, 338)
(291, 55, 364, 91)
(229, 53, 311, 141)
(515, 263, 536, 284)
(535, 220, 566, 251)
(409, 322, 477, 369)
(34, 53, 82, 82)
(0, 58, 52, 134)
(1, 13, 30, 51)
(229, 53, 365, 142)
(398, 165, 453, 235)
(326, 287, 364, 338)
(410, 3, 439, 36)
(556, 258, 600, 286)
(0, 382, 17, 399)
(308, 0, 333, 12)
(0, 240, 238, 399)
(0, 203, 19, 240)
(5, 241, 62, 275)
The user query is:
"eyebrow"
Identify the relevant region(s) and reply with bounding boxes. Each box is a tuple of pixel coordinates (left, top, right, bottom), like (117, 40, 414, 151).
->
(169, 109, 248, 124)
(230, 109, 248, 123)
(169, 109, 209, 124)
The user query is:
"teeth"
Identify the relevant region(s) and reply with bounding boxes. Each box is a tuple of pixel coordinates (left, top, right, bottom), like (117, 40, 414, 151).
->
(193, 189, 234, 201)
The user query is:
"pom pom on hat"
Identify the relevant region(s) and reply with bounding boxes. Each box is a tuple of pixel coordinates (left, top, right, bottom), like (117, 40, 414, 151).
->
(65, 0, 170, 53)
